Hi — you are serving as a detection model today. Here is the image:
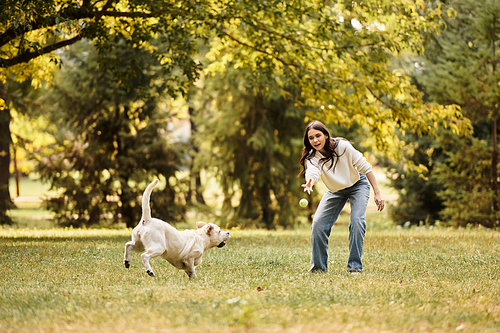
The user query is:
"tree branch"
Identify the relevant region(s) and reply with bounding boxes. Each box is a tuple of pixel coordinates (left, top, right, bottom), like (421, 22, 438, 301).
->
(1, 34, 83, 68)
(221, 31, 295, 68)
(236, 17, 388, 53)
(0, 10, 160, 48)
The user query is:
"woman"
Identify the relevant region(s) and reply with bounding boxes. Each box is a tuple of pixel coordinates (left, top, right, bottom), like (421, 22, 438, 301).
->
(299, 121, 384, 273)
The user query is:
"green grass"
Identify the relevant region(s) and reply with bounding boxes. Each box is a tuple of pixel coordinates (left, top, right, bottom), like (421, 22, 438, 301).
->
(1, 226, 499, 333)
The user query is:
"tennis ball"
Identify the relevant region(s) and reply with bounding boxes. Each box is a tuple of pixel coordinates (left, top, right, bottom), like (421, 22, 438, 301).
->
(299, 198, 308, 207)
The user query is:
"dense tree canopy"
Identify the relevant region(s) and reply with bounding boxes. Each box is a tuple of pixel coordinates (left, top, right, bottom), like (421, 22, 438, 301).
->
(191, 68, 306, 228)
(411, 0, 499, 227)
(1, 0, 472, 138)
(387, 0, 499, 228)
(35, 40, 187, 228)
(1, 0, 475, 226)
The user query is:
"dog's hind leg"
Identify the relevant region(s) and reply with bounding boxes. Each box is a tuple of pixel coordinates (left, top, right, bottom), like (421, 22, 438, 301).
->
(124, 241, 135, 268)
(141, 248, 163, 277)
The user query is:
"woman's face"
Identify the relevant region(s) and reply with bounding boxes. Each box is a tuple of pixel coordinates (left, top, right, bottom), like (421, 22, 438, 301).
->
(308, 128, 327, 154)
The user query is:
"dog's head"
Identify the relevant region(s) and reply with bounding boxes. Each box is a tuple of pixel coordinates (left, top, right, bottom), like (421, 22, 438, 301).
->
(196, 221, 230, 248)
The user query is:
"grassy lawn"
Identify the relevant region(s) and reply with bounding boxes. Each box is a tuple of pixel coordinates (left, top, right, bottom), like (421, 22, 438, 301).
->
(1, 226, 499, 333)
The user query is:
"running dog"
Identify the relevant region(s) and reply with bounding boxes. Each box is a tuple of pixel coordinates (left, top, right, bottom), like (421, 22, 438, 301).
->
(124, 179, 230, 279)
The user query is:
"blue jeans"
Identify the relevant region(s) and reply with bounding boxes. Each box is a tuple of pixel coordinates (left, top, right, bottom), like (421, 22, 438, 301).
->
(310, 174, 370, 273)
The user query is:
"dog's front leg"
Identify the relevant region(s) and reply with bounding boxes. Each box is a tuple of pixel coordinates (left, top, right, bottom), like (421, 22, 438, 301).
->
(183, 258, 197, 280)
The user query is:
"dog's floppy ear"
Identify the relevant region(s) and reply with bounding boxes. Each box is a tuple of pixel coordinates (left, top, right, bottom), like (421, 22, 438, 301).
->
(196, 221, 207, 229)
(205, 224, 213, 236)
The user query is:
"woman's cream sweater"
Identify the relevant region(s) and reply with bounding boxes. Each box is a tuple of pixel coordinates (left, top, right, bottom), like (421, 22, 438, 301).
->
(305, 140, 372, 193)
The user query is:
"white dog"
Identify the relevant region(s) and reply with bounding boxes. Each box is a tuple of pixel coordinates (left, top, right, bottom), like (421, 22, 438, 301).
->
(124, 179, 230, 279)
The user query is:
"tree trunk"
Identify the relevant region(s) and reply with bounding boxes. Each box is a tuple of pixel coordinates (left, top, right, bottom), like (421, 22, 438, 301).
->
(188, 107, 205, 204)
(492, 116, 498, 215)
(491, 17, 498, 221)
(121, 182, 138, 229)
(13, 145, 20, 197)
(0, 105, 14, 225)
(259, 182, 274, 229)
(259, 153, 275, 229)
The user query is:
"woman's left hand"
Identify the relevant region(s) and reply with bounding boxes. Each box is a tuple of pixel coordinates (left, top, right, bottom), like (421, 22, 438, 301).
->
(374, 192, 385, 211)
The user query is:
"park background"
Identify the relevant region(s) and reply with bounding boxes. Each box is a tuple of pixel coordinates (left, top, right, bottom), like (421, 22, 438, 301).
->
(0, 0, 499, 332)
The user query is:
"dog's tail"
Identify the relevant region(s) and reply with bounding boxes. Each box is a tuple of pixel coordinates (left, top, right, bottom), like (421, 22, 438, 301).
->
(142, 179, 159, 222)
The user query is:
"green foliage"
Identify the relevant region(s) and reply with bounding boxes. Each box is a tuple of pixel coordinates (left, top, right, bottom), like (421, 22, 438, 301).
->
(434, 134, 500, 228)
(0, 0, 204, 94)
(35, 40, 187, 228)
(388, 134, 445, 226)
(388, 124, 499, 228)
(1, 0, 473, 143)
(192, 69, 306, 229)
(205, 0, 472, 153)
(415, 0, 500, 122)
(400, 0, 500, 228)
(1, 0, 478, 229)
(1, 227, 499, 332)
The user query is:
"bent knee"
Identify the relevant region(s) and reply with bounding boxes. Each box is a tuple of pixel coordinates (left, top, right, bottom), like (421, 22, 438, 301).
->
(349, 218, 366, 230)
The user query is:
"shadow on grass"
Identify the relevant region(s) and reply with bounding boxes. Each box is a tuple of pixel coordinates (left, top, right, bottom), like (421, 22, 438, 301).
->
(0, 235, 131, 243)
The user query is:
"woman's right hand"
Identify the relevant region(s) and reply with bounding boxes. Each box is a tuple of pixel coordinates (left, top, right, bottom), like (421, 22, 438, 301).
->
(301, 178, 315, 194)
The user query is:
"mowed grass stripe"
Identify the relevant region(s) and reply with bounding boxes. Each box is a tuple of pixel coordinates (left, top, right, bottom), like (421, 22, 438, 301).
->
(0, 227, 499, 332)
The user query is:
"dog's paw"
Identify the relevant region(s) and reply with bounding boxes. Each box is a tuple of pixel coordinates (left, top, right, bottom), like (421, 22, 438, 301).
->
(146, 270, 155, 277)
(124, 261, 130, 268)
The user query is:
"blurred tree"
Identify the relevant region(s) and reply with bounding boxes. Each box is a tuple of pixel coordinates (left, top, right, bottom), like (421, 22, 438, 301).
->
(387, 133, 446, 225)
(1, 0, 474, 225)
(36, 40, 187, 227)
(192, 68, 305, 228)
(187, 106, 205, 206)
(192, 66, 379, 228)
(1, 0, 475, 148)
(0, 78, 41, 224)
(1, 0, 204, 224)
(0, 87, 13, 224)
(434, 132, 498, 227)
(406, 0, 500, 227)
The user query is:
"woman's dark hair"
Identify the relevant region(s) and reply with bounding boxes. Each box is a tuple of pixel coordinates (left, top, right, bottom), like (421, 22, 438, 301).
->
(298, 121, 346, 176)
